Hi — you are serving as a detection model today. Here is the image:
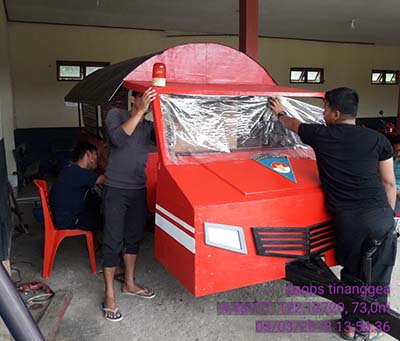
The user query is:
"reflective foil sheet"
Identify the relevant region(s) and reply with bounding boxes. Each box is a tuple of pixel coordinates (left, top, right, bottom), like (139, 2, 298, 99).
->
(160, 94, 324, 165)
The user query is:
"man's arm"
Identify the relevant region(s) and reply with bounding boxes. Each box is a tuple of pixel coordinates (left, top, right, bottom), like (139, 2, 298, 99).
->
(106, 88, 157, 147)
(122, 88, 157, 136)
(278, 115, 302, 134)
(268, 97, 302, 134)
(96, 174, 105, 185)
(379, 158, 397, 210)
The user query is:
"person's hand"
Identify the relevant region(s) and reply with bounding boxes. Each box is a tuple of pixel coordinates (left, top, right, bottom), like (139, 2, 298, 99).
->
(97, 142, 107, 156)
(96, 174, 105, 185)
(135, 87, 157, 118)
(268, 97, 286, 115)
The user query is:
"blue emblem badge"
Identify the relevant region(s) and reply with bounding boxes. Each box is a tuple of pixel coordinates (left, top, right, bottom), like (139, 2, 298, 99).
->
(252, 153, 297, 183)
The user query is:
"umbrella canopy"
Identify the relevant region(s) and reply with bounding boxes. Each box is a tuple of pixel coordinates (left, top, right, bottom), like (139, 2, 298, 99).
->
(64, 52, 158, 105)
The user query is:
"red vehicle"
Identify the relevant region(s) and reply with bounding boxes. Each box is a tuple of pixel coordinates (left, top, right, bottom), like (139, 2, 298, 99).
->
(61, 43, 400, 339)
(120, 43, 336, 297)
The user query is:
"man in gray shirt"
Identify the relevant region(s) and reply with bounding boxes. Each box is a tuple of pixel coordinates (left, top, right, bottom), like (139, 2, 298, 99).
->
(101, 87, 157, 322)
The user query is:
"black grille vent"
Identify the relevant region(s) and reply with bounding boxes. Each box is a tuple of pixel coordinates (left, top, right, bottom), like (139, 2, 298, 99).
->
(252, 220, 335, 260)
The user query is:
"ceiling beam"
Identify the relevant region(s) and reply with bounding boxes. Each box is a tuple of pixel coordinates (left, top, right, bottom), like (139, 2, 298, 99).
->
(239, 0, 259, 61)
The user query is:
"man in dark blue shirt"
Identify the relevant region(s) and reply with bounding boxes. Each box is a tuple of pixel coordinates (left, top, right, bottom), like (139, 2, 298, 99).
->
(50, 141, 105, 230)
(269, 88, 396, 339)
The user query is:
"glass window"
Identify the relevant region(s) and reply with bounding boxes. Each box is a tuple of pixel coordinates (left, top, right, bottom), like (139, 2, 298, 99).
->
(290, 70, 304, 82)
(57, 61, 109, 81)
(371, 72, 383, 83)
(371, 70, 398, 85)
(385, 72, 397, 84)
(59, 65, 81, 80)
(290, 68, 324, 84)
(60, 65, 81, 78)
(307, 71, 320, 83)
(85, 66, 103, 77)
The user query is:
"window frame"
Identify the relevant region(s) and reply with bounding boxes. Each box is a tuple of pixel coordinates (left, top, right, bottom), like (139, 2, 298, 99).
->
(371, 70, 399, 85)
(289, 67, 324, 84)
(56, 60, 110, 81)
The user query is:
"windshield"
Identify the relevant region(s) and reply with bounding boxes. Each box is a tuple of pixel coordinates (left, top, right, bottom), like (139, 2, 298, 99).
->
(160, 94, 324, 165)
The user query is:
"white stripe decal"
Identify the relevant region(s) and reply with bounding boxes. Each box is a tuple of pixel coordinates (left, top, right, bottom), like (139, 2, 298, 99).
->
(155, 204, 195, 233)
(155, 214, 195, 253)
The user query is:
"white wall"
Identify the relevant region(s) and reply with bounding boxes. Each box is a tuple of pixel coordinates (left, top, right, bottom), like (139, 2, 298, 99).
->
(7, 22, 400, 129)
(9, 23, 166, 128)
(260, 39, 400, 117)
(0, 3, 16, 173)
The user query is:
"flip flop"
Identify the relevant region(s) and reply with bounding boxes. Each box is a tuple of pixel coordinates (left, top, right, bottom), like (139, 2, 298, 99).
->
(340, 328, 383, 340)
(122, 287, 156, 299)
(340, 326, 356, 340)
(367, 329, 384, 340)
(100, 303, 124, 322)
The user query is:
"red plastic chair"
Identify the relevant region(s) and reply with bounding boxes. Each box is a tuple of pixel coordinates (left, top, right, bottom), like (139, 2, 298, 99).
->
(34, 179, 97, 278)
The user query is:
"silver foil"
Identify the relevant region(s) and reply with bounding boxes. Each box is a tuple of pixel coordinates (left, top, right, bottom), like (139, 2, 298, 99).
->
(160, 94, 324, 164)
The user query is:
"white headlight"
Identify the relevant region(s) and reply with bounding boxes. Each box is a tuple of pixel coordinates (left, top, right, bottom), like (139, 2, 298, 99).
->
(204, 223, 247, 254)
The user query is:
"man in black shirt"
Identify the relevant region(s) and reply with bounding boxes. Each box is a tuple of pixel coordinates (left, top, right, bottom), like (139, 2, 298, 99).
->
(269, 88, 397, 339)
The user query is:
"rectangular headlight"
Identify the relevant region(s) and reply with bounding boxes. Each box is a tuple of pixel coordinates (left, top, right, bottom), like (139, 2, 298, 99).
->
(204, 223, 247, 254)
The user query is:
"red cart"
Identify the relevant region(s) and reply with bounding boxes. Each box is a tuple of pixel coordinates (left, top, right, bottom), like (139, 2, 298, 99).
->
(65, 43, 400, 338)
(123, 43, 336, 297)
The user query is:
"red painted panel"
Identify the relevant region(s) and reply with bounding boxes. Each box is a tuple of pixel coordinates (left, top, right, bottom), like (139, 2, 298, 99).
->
(153, 154, 335, 297)
(201, 158, 320, 195)
(155, 228, 195, 293)
(145, 152, 158, 212)
(156, 151, 322, 207)
(124, 43, 275, 85)
(125, 81, 324, 98)
(192, 193, 334, 296)
(155, 187, 334, 296)
(155, 166, 196, 231)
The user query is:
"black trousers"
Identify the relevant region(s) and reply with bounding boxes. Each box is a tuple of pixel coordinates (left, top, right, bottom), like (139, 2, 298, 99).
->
(74, 189, 102, 231)
(334, 206, 397, 323)
(102, 186, 147, 267)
